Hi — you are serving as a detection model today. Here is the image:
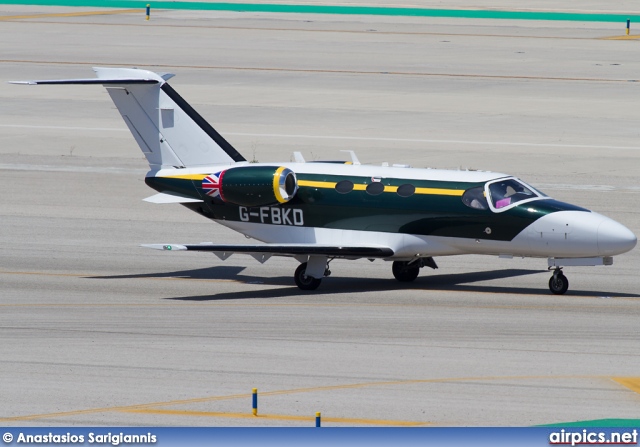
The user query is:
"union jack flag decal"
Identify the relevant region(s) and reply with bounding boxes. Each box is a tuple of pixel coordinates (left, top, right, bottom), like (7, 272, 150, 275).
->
(202, 171, 225, 200)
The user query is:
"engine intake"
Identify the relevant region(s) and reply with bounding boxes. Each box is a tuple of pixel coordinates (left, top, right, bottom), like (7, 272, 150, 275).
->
(202, 165, 298, 207)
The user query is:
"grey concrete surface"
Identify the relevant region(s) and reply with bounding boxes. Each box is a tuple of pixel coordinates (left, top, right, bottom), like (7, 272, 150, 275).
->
(0, 5, 639, 426)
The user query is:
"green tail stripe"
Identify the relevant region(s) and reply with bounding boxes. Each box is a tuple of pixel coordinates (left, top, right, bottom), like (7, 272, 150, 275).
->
(2, 0, 640, 23)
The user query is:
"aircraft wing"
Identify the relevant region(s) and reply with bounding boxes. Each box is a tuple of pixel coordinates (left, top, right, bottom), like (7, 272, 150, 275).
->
(142, 243, 394, 261)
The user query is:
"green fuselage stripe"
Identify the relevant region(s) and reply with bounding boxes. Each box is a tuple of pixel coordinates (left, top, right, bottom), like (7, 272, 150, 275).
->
(0, 0, 637, 23)
(146, 173, 588, 242)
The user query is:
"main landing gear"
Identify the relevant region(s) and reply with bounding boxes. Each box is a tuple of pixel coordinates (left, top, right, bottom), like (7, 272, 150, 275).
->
(294, 261, 331, 291)
(548, 267, 569, 295)
(392, 258, 438, 283)
(294, 257, 438, 290)
(392, 261, 420, 282)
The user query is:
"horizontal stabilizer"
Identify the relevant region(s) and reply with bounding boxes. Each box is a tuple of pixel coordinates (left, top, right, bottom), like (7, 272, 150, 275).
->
(141, 243, 394, 258)
(10, 79, 159, 85)
(10, 67, 173, 86)
(143, 192, 203, 204)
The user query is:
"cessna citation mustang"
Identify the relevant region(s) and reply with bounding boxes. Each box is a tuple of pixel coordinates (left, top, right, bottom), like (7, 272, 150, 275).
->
(13, 68, 637, 294)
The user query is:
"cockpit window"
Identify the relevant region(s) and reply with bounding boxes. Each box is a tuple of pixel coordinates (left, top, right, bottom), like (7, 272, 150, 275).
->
(462, 186, 488, 210)
(487, 178, 538, 210)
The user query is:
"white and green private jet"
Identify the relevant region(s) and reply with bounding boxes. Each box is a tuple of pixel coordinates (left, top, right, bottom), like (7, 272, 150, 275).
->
(13, 68, 637, 293)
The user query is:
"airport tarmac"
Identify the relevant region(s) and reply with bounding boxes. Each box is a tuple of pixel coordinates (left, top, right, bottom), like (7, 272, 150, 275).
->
(0, 3, 639, 426)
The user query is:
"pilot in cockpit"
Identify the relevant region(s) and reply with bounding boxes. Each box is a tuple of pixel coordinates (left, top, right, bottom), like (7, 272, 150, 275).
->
(492, 183, 513, 209)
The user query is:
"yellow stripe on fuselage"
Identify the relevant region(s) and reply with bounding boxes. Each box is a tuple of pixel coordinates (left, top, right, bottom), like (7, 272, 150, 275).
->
(158, 177, 464, 197)
(161, 174, 209, 181)
(296, 180, 463, 196)
(415, 187, 464, 196)
(296, 180, 336, 189)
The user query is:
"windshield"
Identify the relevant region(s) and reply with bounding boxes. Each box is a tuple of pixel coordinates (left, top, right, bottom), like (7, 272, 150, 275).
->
(487, 178, 542, 210)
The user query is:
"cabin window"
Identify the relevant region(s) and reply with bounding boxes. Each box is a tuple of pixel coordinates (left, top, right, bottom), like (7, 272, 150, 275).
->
(397, 184, 415, 198)
(366, 182, 385, 195)
(335, 180, 354, 194)
(488, 179, 537, 209)
(462, 186, 488, 210)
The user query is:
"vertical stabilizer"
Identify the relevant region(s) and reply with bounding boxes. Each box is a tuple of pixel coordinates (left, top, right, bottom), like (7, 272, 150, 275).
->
(94, 68, 246, 169)
(12, 67, 246, 169)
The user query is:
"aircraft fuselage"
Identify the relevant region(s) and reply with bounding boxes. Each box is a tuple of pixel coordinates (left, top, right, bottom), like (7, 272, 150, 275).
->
(146, 162, 636, 261)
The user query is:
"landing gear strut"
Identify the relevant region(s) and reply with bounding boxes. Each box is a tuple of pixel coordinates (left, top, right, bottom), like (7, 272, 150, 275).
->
(548, 268, 569, 295)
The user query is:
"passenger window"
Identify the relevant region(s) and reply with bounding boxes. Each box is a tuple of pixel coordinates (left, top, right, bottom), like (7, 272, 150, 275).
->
(397, 184, 415, 198)
(462, 186, 488, 210)
(366, 182, 385, 195)
(488, 179, 536, 209)
(335, 180, 354, 194)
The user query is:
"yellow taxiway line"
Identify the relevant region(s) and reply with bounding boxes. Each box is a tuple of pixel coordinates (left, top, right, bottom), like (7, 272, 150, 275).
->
(3, 374, 639, 424)
(120, 408, 428, 426)
(612, 377, 640, 395)
(601, 35, 640, 40)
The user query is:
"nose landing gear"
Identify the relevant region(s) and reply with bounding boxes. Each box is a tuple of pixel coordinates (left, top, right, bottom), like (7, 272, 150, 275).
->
(549, 268, 569, 295)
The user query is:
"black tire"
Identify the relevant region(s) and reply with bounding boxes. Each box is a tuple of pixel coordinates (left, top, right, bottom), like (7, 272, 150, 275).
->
(549, 273, 569, 295)
(294, 262, 322, 290)
(392, 261, 420, 282)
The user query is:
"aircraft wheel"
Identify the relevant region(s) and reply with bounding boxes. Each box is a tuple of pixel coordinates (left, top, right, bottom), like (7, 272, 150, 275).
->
(392, 261, 420, 282)
(294, 262, 322, 290)
(548, 273, 569, 295)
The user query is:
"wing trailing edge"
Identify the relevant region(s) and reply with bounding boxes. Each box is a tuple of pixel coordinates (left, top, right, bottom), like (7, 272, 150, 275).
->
(141, 243, 395, 259)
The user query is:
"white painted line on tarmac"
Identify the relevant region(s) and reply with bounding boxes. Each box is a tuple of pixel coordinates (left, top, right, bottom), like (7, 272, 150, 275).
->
(2, 124, 639, 151)
(536, 183, 639, 192)
(0, 164, 144, 174)
(0, 124, 128, 132)
(227, 132, 640, 151)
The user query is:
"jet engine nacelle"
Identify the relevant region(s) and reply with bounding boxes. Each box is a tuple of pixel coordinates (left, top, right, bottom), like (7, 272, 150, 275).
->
(206, 166, 298, 207)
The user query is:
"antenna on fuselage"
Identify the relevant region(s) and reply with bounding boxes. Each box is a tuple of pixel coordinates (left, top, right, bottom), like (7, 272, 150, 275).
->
(340, 150, 361, 165)
(293, 152, 306, 163)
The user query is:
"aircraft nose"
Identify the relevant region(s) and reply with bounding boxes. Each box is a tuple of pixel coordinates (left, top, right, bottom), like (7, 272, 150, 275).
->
(597, 219, 637, 256)
(525, 210, 635, 258)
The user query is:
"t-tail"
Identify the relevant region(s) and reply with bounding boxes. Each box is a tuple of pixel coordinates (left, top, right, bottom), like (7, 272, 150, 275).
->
(12, 67, 246, 170)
